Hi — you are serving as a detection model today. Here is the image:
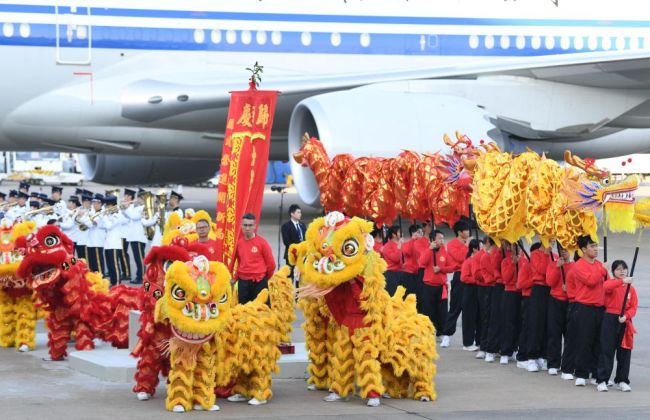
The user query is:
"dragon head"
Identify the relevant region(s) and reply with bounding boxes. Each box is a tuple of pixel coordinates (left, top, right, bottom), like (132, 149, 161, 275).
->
(155, 256, 232, 345)
(300, 212, 375, 290)
(17, 225, 76, 291)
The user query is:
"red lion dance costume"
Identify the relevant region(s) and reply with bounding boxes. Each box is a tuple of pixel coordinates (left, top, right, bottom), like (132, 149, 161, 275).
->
(17, 225, 140, 360)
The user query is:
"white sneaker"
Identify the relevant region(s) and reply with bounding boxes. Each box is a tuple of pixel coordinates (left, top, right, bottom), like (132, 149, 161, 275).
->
(227, 394, 248, 402)
(248, 398, 267, 406)
(136, 392, 151, 401)
(561, 373, 574, 380)
(597, 382, 608, 392)
(18, 344, 29, 353)
(500, 356, 509, 365)
(527, 359, 539, 372)
(618, 382, 632, 392)
(590, 378, 598, 386)
(548, 368, 558, 376)
(537, 358, 548, 371)
(516, 361, 528, 369)
(307, 384, 317, 391)
(607, 380, 615, 387)
(367, 397, 380, 407)
(463, 345, 479, 351)
(172, 405, 185, 413)
(575, 378, 586, 387)
(420, 396, 431, 402)
(485, 353, 495, 363)
(440, 336, 451, 348)
(193, 404, 220, 411)
(475, 351, 486, 359)
(323, 392, 347, 402)
(381, 393, 392, 399)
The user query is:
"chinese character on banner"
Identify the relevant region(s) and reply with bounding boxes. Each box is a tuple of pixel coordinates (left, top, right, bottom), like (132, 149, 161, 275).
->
(214, 71, 279, 270)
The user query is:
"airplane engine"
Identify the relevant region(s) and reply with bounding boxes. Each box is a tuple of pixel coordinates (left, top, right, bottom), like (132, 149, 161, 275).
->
(79, 154, 218, 185)
(288, 89, 497, 207)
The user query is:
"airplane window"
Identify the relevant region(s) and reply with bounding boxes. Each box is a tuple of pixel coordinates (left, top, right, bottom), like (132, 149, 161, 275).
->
(256, 30, 267, 45)
(77, 25, 88, 40)
(360, 33, 371, 47)
(632, 37, 642, 50)
(226, 29, 237, 44)
(531, 35, 541, 49)
(271, 30, 282, 45)
(574, 36, 584, 50)
(194, 28, 205, 44)
(241, 30, 252, 45)
(587, 36, 598, 50)
(19, 23, 30, 38)
(484, 35, 495, 49)
(515, 35, 525, 50)
(211, 29, 221, 44)
(544, 36, 555, 49)
(2, 22, 14, 38)
(615, 37, 626, 50)
(468, 35, 479, 49)
(331, 32, 341, 47)
(560, 36, 570, 50)
(601, 37, 611, 50)
(301, 32, 312, 46)
(499, 35, 510, 49)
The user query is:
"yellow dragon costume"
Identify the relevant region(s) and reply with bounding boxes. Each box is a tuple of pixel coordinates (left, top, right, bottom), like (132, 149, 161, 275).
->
(155, 255, 294, 413)
(293, 211, 437, 407)
(0, 219, 39, 352)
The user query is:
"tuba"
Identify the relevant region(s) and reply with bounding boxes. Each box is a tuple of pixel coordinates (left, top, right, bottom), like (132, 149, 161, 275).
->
(155, 190, 167, 233)
(141, 191, 156, 240)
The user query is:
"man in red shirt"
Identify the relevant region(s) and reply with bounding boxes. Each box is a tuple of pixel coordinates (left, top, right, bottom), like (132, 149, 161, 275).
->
(526, 242, 555, 372)
(234, 213, 276, 305)
(560, 252, 580, 380)
(484, 241, 505, 362)
(380, 225, 403, 296)
(400, 224, 423, 298)
(476, 237, 496, 360)
(499, 242, 521, 364)
(461, 238, 482, 351)
(413, 221, 433, 314)
(418, 229, 452, 338)
(195, 218, 219, 260)
(545, 248, 574, 375)
(516, 242, 539, 368)
(440, 220, 470, 348)
(573, 235, 607, 387)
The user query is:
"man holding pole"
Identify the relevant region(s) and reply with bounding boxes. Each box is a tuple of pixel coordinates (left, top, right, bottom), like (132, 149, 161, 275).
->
(440, 220, 470, 348)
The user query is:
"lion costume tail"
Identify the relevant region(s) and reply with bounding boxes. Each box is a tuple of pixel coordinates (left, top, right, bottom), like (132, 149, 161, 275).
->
(103, 285, 141, 348)
(267, 266, 296, 343)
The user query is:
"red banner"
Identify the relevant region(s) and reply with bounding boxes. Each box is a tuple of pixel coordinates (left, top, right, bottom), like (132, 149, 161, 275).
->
(214, 84, 279, 269)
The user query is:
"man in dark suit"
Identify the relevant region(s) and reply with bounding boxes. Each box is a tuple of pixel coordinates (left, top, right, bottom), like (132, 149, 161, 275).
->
(281, 204, 306, 276)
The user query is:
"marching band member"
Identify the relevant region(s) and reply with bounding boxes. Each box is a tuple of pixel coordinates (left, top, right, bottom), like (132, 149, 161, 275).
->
(86, 194, 107, 275)
(18, 181, 30, 194)
(74, 193, 93, 262)
(124, 189, 147, 284)
(0, 191, 6, 206)
(5, 190, 25, 222)
(60, 195, 81, 249)
(51, 186, 66, 217)
(26, 200, 47, 228)
(168, 191, 184, 219)
(117, 188, 135, 282)
(99, 195, 128, 287)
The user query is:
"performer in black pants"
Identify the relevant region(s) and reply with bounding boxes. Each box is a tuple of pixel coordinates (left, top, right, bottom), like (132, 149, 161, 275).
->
(461, 239, 482, 350)
(440, 220, 470, 348)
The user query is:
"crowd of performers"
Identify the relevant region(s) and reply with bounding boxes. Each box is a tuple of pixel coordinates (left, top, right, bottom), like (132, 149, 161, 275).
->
(377, 219, 637, 392)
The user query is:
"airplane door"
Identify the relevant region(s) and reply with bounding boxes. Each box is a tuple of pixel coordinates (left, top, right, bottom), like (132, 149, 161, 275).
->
(55, 1, 92, 65)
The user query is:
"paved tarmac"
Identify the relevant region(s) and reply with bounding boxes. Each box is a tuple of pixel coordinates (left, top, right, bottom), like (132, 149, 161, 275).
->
(0, 181, 648, 419)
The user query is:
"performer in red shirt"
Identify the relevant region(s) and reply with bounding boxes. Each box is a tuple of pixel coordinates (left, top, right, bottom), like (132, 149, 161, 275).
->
(194, 218, 219, 260)
(499, 243, 521, 364)
(484, 241, 505, 362)
(476, 237, 496, 360)
(545, 248, 574, 375)
(418, 229, 453, 338)
(440, 220, 470, 348)
(572, 235, 608, 387)
(516, 242, 539, 368)
(380, 226, 403, 296)
(560, 252, 580, 380)
(413, 221, 433, 314)
(400, 224, 423, 298)
(233, 213, 276, 305)
(596, 260, 637, 392)
(460, 238, 481, 351)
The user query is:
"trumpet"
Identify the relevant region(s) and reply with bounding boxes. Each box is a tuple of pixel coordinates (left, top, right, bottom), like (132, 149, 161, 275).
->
(89, 205, 119, 222)
(0, 202, 18, 210)
(24, 206, 54, 219)
(75, 209, 89, 231)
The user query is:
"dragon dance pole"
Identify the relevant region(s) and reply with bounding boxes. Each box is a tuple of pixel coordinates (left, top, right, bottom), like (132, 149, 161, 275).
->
(620, 227, 643, 317)
(556, 241, 566, 286)
(603, 207, 608, 263)
(517, 239, 530, 261)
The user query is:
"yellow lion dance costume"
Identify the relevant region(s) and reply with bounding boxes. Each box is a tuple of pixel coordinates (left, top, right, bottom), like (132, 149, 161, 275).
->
(293, 211, 437, 407)
(155, 255, 294, 413)
(0, 219, 39, 352)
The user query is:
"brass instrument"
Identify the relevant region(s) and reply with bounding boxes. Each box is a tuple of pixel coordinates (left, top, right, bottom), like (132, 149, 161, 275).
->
(155, 190, 168, 233)
(0, 202, 18, 210)
(89, 205, 119, 222)
(24, 205, 54, 219)
(141, 191, 156, 240)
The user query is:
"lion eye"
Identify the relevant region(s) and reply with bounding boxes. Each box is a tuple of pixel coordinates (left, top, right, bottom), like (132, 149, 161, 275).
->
(44, 235, 60, 247)
(341, 239, 359, 257)
(153, 290, 162, 300)
(602, 178, 611, 185)
(219, 293, 228, 304)
(171, 285, 186, 301)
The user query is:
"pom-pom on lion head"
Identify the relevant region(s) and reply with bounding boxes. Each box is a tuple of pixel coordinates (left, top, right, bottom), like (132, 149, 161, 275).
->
(300, 211, 375, 289)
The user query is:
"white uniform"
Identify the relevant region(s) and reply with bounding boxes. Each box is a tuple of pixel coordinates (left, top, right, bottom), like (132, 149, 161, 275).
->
(142, 213, 161, 247)
(75, 208, 90, 247)
(59, 209, 80, 244)
(6, 204, 27, 223)
(53, 200, 67, 218)
(167, 207, 184, 221)
(125, 204, 147, 244)
(87, 208, 107, 248)
(100, 210, 128, 250)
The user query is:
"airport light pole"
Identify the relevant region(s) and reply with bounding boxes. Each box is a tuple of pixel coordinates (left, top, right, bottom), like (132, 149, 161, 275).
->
(271, 185, 287, 267)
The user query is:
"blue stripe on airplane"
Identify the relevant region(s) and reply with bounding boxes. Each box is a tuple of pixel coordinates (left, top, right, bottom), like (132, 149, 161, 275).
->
(0, 24, 616, 56)
(1, 3, 650, 28)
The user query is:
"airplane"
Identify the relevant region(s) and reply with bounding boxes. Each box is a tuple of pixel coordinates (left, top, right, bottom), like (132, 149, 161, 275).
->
(2, 0, 650, 207)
